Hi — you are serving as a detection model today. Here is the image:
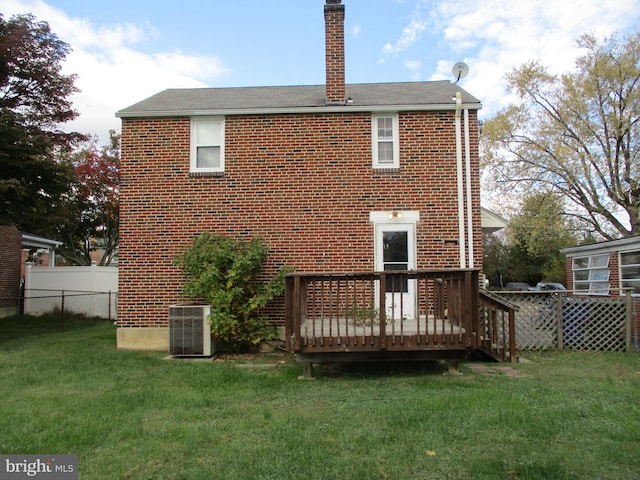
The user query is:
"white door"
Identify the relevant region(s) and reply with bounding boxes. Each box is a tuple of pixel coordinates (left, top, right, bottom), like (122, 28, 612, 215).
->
(375, 223, 416, 320)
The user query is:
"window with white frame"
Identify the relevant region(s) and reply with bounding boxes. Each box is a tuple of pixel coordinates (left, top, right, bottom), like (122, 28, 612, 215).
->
(620, 250, 640, 295)
(191, 117, 225, 173)
(572, 254, 610, 294)
(372, 114, 399, 169)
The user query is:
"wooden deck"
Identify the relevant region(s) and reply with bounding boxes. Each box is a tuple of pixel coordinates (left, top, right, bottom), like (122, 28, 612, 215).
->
(285, 270, 516, 376)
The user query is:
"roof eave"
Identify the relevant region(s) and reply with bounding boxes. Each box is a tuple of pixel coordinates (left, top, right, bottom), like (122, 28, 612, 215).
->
(22, 233, 63, 249)
(116, 102, 482, 119)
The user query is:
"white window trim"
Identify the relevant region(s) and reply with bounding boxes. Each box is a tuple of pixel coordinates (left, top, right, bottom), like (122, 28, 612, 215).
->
(572, 254, 610, 295)
(619, 249, 640, 296)
(190, 117, 225, 173)
(371, 113, 400, 169)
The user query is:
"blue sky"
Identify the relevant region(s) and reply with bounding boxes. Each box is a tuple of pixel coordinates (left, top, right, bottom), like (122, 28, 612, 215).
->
(4, 0, 640, 142)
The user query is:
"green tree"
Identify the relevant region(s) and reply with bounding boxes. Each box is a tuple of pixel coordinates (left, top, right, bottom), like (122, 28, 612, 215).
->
(175, 234, 290, 352)
(485, 192, 578, 286)
(0, 14, 84, 232)
(482, 231, 507, 288)
(56, 131, 120, 266)
(481, 30, 640, 240)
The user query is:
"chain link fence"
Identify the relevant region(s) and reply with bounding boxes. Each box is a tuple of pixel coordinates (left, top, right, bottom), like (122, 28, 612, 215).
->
(493, 291, 637, 352)
(21, 288, 118, 320)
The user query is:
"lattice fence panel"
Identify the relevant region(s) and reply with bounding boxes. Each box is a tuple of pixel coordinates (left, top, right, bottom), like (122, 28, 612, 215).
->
(500, 293, 559, 350)
(563, 298, 626, 351)
(495, 292, 631, 352)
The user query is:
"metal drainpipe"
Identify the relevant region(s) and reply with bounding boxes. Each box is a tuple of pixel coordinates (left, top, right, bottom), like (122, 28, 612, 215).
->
(464, 108, 474, 268)
(455, 92, 466, 269)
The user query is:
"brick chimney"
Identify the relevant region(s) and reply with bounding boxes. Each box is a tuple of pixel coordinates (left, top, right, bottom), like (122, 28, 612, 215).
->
(324, 0, 345, 105)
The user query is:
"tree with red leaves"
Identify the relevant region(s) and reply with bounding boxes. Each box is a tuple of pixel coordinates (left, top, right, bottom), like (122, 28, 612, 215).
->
(56, 131, 120, 266)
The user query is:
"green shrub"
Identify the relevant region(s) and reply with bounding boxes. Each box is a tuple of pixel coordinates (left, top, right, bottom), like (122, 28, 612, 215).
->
(175, 233, 290, 352)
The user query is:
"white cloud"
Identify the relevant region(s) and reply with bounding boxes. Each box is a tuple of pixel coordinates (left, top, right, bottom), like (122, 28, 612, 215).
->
(3, 0, 229, 142)
(352, 24, 361, 38)
(382, 18, 429, 55)
(395, 0, 639, 118)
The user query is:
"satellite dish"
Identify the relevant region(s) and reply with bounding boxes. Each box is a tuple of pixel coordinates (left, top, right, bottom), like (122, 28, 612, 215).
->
(452, 62, 469, 83)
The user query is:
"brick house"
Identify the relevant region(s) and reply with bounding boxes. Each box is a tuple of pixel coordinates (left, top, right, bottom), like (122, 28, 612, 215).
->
(0, 226, 62, 318)
(115, 0, 487, 351)
(562, 236, 640, 296)
(562, 236, 640, 349)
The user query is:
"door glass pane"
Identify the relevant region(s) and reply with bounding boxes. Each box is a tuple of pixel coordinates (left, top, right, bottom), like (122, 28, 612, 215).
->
(383, 232, 407, 263)
(383, 231, 408, 293)
(384, 264, 408, 293)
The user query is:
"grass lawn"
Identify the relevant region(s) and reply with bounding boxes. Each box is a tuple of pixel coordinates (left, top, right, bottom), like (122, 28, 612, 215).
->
(1, 315, 639, 480)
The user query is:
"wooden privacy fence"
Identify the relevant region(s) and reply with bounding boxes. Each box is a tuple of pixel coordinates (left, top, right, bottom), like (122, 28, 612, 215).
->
(494, 291, 637, 352)
(285, 270, 516, 363)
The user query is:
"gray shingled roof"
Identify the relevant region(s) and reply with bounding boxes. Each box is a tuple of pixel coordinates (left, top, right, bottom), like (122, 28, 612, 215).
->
(116, 81, 481, 118)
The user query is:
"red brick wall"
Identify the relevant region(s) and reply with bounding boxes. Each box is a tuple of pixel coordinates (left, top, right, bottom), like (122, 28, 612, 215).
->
(0, 225, 22, 310)
(119, 110, 483, 328)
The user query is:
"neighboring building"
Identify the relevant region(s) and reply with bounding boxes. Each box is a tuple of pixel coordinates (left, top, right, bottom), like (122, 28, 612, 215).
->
(562, 236, 640, 296)
(0, 226, 22, 318)
(115, 0, 484, 350)
(480, 207, 507, 234)
(0, 227, 62, 318)
(21, 233, 63, 277)
(562, 236, 640, 349)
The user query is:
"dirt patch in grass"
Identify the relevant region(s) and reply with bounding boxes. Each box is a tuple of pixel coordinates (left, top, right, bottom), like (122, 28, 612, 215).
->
(213, 351, 293, 365)
(464, 363, 528, 378)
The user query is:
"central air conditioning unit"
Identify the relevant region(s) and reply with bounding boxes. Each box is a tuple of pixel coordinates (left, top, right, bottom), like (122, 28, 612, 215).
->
(169, 304, 214, 357)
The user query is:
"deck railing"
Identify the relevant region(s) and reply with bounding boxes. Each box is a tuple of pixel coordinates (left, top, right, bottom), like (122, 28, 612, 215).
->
(478, 290, 517, 362)
(285, 269, 515, 361)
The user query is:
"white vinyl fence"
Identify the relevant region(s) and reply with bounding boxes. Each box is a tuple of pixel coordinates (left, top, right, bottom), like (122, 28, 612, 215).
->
(24, 264, 118, 319)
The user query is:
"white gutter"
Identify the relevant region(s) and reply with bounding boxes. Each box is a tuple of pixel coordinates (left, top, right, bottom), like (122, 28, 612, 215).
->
(464, 108, 474, 268)
(454, 92, 466, 269)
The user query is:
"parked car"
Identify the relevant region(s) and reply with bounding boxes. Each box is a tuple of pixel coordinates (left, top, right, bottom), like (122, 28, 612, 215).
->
(505, 282, 532, 291)
(529, 282, 566, 291)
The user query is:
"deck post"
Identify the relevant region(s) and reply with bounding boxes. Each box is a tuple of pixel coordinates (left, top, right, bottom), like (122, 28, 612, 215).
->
(556, 293, 564, 350)
(300, 361, 315, 380)
(466, 271, 478, 348)
(447, 360, 460, 375)
(293, 275, 302, 351)
(625, 290, 632, 352)
(509, 308, 517, 362)
(379, 273, 387, 350)
(285, 276, 293, 351)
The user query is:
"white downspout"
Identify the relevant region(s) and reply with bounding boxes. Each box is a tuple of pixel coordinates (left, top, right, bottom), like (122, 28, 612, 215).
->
(455, 92, 466, 269)
(464, 108, 474, 268)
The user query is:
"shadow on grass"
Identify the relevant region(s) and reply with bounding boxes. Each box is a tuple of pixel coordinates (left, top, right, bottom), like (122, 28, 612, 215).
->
(313, 359, 451, 378)
(0, 314, 111, 343)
